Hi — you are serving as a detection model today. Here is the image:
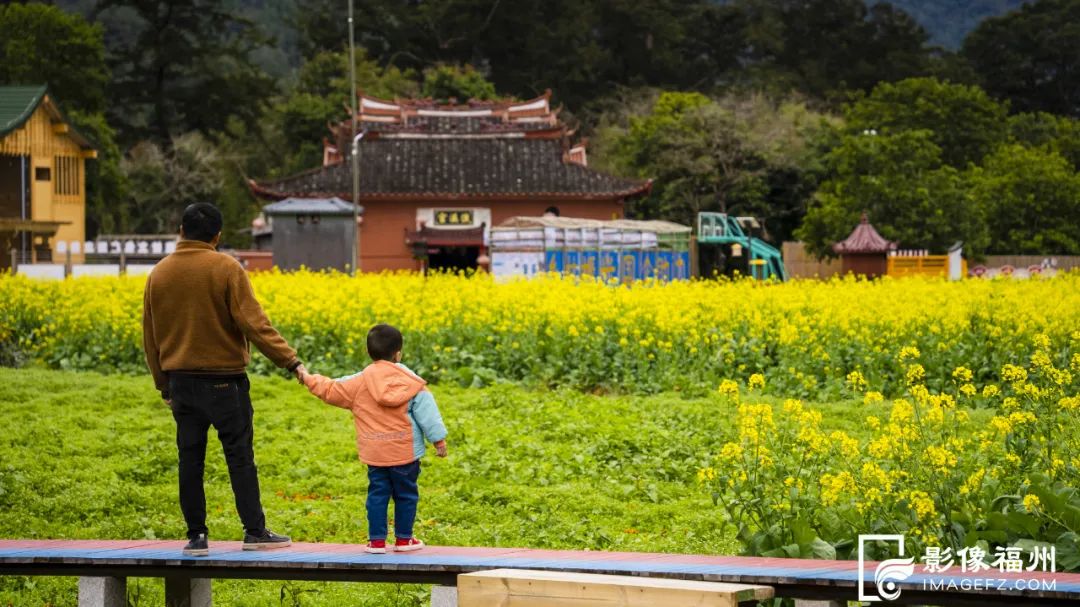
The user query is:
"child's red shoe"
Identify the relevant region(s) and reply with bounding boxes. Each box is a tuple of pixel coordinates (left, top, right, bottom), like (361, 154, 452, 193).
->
(394, 538, 425, 552)
(365, 539, 387, 554)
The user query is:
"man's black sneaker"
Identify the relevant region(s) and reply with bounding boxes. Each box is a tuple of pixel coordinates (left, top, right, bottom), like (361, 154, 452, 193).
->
(182, 534, 209, 557)
(242, 529, 292, 551)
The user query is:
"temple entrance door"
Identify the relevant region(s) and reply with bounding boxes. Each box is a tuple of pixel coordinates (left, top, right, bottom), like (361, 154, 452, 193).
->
(428, 246, 479, 272)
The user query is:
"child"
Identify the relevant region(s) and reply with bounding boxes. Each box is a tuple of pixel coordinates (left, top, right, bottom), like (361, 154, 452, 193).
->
(297, 324, 447, 554)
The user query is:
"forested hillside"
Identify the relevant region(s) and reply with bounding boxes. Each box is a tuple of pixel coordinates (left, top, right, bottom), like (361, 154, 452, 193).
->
(54, 0, 1026, 74)
(9, 0, 1080, 257)
(882, 0, 1025, 47)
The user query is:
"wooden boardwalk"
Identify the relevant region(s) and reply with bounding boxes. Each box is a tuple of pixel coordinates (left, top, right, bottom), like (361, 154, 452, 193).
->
(2, 540, 1080, 605)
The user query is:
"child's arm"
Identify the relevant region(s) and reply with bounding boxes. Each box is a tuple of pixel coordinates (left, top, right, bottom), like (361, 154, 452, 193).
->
(410, 390, 448, 457)
(301, 369, 357, 409)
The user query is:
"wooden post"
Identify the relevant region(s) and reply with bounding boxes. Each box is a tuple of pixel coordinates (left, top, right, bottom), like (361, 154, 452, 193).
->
(165, 576, 212, 607)
(77, 576, 126, 607)
(10, 247, 17, 274)
(431, 585, 458, 607)
(689, 234, 699, 278)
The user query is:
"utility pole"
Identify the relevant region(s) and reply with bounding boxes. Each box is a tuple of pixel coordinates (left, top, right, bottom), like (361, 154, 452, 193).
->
(348, 0, 360, 275)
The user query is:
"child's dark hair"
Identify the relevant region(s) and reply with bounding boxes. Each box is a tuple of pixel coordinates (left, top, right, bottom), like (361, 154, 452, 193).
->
(367, 324, 403, 361)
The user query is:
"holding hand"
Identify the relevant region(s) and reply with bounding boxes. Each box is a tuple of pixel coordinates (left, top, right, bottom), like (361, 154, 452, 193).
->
(294, 364, 308, 383)
(434, 440, 448, 458)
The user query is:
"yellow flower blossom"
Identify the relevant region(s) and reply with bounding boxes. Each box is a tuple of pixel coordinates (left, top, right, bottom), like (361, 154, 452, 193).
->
(846, 370, 868, 391)
(718, 379, 739, 400)
(1002, 364, 1028, 383)
(952, 366, 974, 382)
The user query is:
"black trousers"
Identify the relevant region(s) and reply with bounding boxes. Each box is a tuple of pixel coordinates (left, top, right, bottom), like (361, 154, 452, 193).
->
(169, 374, 266, 539)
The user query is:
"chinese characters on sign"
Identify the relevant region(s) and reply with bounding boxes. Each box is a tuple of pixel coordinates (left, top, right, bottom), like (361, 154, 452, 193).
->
(434, 210, 474, 226)
(922, 545, 1055, 574)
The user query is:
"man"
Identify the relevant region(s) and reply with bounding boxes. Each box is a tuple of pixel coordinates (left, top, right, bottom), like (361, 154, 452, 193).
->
(143, 202, 301, 557)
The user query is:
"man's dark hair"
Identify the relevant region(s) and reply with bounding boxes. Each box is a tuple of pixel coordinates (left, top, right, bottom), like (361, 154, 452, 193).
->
(181, 203, 224, 243)
(367, 324, 403, 361)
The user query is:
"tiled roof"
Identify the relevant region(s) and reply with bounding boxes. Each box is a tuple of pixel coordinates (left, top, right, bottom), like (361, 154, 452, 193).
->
(253, 91, 649, 202)
(0, 85, 47, 137)
(833, 213, 897, 254)
(262, 197, 360, 216)
(251, 137, 650, 201)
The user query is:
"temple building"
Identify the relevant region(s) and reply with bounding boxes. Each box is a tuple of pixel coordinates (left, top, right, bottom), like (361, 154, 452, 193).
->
(249, 91, 651, 272)
(0, 86, 97, 269)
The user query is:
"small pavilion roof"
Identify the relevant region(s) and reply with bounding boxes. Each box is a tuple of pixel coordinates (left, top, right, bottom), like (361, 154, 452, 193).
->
(832, 213, 897, 254)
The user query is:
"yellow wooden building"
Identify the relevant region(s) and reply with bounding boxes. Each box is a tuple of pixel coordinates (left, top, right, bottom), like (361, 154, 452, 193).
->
(0, 85, 96, 268)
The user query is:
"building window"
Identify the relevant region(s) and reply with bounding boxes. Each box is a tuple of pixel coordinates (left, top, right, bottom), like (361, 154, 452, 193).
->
(54, 156, 80, 196)
(35, 167, 51, 181)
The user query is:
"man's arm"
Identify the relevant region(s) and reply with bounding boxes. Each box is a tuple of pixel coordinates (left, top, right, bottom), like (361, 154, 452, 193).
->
(227, 263, 301, 371)
(141, 275, 168, 400)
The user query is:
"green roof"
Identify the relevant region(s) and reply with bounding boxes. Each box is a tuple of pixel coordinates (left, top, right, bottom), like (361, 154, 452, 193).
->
(0, 85, 95, 149)
(0, 85, 48, 138)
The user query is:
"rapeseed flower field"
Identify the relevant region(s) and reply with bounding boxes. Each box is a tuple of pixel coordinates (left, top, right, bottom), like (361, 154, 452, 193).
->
(1, 271, 1076, 398)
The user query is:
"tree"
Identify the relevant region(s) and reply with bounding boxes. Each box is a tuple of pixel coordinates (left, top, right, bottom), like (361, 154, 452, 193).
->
(594, 91, 836, 241)
(1007, 112, 1080, 171)
(844, 77, 1009, 167)
(736, 0, 933, 100)
(94, 0, 275, 145)
(275, 49, 419, 172)
(0, 3, 107, 113)
(293, 0, 347, 59)
(337, 0, 748, 110)
(962, 0, 1080, 117)
(968, 144, 1080, 254)
(421, 64, 498, 103)
(117, 133, 226, 235)
(796, 130, 988, 257)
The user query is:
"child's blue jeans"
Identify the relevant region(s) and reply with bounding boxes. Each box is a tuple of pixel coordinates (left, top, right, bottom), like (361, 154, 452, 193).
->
(366, 460, 421, 541)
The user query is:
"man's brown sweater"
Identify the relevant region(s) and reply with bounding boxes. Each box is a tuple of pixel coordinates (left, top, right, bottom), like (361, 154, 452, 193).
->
(142, 240, 299, 398)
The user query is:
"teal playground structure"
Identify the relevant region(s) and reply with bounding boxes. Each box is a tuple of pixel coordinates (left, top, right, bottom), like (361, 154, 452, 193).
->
(696, 212, 786, 281)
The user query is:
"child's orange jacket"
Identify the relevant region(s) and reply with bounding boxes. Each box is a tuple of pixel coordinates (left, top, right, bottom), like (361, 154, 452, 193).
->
(303, 361, 447, 467)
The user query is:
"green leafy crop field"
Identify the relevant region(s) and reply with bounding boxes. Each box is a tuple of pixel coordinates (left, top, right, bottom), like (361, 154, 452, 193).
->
(0, 369, 882, 606)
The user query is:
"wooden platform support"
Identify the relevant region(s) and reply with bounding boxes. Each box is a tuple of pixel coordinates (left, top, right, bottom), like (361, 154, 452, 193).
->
(77, 576, 126, 607)
(457, 568, 774, 606)
(165, 576, 212, 607)
(431, 585, 459, 607)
